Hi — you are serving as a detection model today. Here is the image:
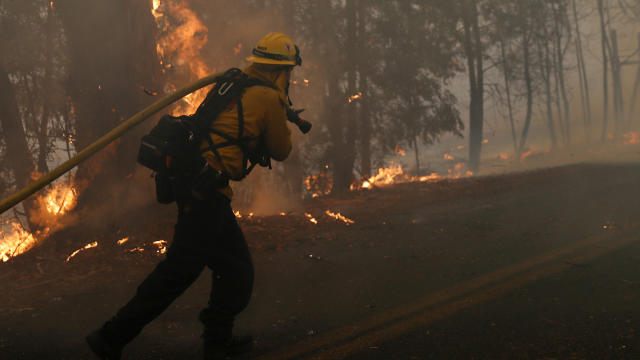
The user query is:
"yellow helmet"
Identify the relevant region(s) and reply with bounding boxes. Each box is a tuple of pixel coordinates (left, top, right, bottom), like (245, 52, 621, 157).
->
(246, 32, 302, 66)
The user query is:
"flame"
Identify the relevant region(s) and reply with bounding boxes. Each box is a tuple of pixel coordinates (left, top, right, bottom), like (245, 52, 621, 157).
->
(498, 153, 510, 160)
(153, 240, 168, 254)
(303, 79, 310, 87)
(234, 210, 242, 219)
(0, 222, 37, 262)
(65, 241, 98, 262)
(483, 139, 489, 144)
(443, 153, 454, 160)
(304, 171, 333, 198)
(520, 150, 535, 162)
(42, 184, 77, 215)
(365, 163, 405, 186)
(348, 92, 363, 103)
(128, 247, 145, 253)
(1, 182, 79, 262)
(152, 0, 212, 115)
(623, 132, 640, 145)
(117, 237, 130, 245)
(417, 173, 443, 182)
(305, 213, 318, 224)
(395, 145, 406, 156)
(325, 210, 355, 225)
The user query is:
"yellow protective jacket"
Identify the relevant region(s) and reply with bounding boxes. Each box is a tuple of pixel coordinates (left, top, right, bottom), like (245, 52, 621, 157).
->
(200, 65, 292, 199)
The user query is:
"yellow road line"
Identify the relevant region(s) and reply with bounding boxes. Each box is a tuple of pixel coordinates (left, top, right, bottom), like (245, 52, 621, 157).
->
(308, 229, 639, 359)
(257, 225, 640, 360)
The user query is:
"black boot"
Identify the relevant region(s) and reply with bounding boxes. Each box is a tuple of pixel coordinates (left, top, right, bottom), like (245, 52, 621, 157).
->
(86, 329, 123, 360)
(203, 328, 253, 360)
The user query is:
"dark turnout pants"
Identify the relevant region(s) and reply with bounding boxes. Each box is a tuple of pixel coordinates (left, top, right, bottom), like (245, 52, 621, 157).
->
(101, 193, 254, 346)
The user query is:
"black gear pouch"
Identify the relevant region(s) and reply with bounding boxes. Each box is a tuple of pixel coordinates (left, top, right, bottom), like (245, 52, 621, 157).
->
(190, 164, 229, 200)
(154, 172, 175, 204)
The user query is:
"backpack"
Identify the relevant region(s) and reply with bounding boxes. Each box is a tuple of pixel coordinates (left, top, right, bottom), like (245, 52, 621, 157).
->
(137, 68, 276, 203)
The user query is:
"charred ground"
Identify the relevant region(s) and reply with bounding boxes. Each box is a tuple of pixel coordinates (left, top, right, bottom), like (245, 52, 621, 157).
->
(1, 162, 640, 359)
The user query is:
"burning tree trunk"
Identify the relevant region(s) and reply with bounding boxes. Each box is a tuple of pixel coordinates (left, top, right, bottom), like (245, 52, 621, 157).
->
(0, 63, 39, 230)
(357, 1, 371, 179)
(56, 0, 161, 209)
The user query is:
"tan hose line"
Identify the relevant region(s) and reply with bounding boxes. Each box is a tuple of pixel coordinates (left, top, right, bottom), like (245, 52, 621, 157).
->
(0, 72, 224, 215)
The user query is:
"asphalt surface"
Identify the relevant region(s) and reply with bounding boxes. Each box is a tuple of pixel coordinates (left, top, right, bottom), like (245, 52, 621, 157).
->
(1, 162, 639, 359)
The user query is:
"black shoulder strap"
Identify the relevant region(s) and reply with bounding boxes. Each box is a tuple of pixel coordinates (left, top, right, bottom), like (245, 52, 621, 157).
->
(193, 68, 277, 181)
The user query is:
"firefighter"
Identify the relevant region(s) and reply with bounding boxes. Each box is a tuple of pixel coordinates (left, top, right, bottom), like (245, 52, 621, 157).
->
(86, 32, 300, 360)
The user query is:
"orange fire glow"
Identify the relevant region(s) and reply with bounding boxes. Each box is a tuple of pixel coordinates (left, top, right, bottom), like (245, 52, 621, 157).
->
(65, 241, 98, 263)
(623, 132, 640, 145)
(395, 145, 406, 156)
(0, 222, 37, 262)
(305, 213, 318, 224)
(325, 210, 354, 225)
(443, 153, 454, 160)
(304, 171, 333, 198)
(348, 92, 363, 103)
(1, 182, 79, 263)
(153, 240, 168, 254)
(152, 0, 212, 115)
(42, 184, 77, 215)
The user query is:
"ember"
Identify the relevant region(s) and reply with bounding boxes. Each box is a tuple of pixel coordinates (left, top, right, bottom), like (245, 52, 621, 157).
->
(153, 240, 168, 254)
(305, 213, 318, 224)
(348, 92, 363, 103)
(65, 241, 98, 262)
(325, 210, 355, 225)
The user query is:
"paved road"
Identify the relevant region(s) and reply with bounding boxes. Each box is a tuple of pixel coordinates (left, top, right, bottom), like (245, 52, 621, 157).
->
(1, 163, 639, 359)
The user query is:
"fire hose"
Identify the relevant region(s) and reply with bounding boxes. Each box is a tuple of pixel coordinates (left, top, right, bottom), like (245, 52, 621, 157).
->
(0, 72, 226, 215)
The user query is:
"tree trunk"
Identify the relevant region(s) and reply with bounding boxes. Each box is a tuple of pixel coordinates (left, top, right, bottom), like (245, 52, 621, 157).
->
(38, 4, 55, 174)
(56, 0, 161, 209)
(0, 64, 38, 230)
(572, 0, 592, 142)
(598, 0, 610, 141)
(463, 0, 484, 173)
(610, 29, 624, 136)
(518, 32, 534, 156)
(553, 4, 571, 145)
(412, 135, 420, 175)
(628, 33, 640, 131)
(357, 1, 371, 179)
(539, 25, 558, 150)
